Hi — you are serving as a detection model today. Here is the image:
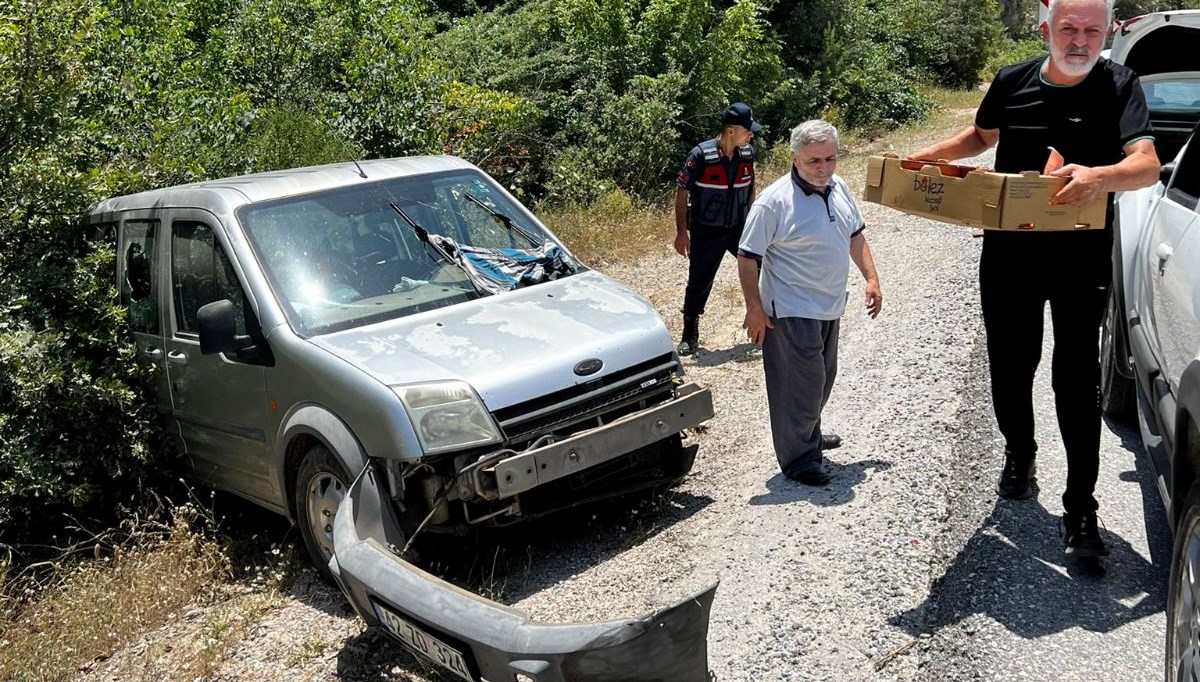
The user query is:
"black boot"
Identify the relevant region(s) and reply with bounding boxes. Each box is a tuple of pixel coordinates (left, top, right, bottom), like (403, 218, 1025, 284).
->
(996, 449, 1036, 499)
(677, 315, 700, 356)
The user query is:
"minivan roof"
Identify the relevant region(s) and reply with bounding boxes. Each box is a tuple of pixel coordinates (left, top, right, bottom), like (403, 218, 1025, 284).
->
(89, 155, 476, 217)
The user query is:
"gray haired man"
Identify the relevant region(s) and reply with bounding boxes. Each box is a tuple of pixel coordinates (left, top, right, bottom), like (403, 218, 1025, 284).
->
(909, 0, 1158, 557)
(737, 120, 883, 486)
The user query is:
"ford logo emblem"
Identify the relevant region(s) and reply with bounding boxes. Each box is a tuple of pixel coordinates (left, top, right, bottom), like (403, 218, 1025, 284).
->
(574, 358, 603, 376)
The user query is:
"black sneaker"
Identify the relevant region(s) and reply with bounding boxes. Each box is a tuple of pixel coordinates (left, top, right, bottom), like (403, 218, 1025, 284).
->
(1060, 512, 1110, 558)
(996, 452, 1036, 500)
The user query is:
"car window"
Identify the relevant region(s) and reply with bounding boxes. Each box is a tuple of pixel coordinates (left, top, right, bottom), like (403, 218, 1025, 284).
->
(171, 220, 247, 337)
(1168, 136, 1200, 209)
(1142, 80, 1200, 115)
(238, 169, 570, 336)
(120, 220, 158, 335)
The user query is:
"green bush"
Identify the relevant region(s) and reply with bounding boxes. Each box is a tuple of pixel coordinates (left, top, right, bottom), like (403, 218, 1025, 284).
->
(435, 0, 782, 203)
(985, 38, 1047, 78)
(816, 21, 932, 133)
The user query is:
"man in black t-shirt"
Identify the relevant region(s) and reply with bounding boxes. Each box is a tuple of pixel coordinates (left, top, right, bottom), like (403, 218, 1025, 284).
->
(910, 0, 1159, 559)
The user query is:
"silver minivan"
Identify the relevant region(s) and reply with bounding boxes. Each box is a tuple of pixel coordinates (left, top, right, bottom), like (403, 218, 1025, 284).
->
(91, 156, 716, 681)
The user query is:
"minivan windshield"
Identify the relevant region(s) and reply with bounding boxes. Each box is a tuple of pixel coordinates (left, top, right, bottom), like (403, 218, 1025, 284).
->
(239, 169, 575, 336)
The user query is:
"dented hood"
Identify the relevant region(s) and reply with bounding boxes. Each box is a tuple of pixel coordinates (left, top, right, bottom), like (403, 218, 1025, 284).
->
(308, 271, 673, 410)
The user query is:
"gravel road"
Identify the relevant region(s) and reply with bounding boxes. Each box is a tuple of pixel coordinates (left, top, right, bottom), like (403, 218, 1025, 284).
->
(83, 152, 1171, 682)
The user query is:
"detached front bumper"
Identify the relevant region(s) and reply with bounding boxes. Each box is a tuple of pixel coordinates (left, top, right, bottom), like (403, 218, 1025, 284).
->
(331, 463, 717, 681)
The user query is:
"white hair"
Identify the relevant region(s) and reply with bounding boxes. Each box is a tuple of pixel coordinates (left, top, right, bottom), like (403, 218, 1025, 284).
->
(789, 120, 839, 155)
(1047, 0, 1114, 27)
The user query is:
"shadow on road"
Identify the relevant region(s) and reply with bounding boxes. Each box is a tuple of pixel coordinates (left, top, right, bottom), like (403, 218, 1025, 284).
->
(748, 458, 892, 507)
(891, 416, 1170, 641)
(689, 341, 761, 367)
(336, 627, 456, 682)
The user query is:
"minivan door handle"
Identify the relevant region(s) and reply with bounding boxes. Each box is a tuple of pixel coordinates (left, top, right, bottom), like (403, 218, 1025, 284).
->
(166, 350, 189, 366)
(1155, 242, 1174, 275)
(143, 347, 163, 361)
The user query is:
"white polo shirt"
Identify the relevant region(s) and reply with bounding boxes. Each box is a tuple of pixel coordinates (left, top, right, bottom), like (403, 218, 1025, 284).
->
(738, 169, 865, 321)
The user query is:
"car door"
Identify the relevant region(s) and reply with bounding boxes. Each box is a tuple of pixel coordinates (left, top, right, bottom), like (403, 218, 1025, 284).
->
(165, 212, 276, 502)
(1160, 216, 1200, 393)
(117, 217, 174, 423)
(1146, 139, 1200, 393)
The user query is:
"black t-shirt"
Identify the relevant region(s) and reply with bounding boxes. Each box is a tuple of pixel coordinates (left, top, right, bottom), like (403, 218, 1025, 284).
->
(974, 56, 1154, 282)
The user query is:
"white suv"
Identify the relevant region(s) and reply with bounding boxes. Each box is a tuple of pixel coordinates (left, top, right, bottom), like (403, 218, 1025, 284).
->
(1100, 9, 1200, 680)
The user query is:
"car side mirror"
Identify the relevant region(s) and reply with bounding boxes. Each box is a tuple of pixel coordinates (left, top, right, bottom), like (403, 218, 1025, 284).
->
(197, 299, 252, 355)
(1161, 162, 1177, 187)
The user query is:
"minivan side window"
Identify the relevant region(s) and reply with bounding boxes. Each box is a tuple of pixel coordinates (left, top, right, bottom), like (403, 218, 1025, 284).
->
(171, 221, 247, 337)
(121, 221, 158, 334)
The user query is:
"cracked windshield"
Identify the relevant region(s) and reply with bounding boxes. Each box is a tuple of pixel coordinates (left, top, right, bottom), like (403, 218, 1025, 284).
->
(239, 169, 573, 335)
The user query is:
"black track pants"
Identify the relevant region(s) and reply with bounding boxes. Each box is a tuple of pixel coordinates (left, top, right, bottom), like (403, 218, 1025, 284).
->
(979, 245, 1109, 514)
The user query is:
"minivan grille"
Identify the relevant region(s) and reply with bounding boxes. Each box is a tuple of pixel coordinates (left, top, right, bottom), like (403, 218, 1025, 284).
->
(494, 353, 677, 444)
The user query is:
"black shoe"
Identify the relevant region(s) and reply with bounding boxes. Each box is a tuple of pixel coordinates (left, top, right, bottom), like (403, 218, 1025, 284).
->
(1060, 512, 1110, 558)
(820, 434, 842, 450)
(786, 467, 831, 486)
(677, 315, 700, 356)
(996, 452, 1036, 500)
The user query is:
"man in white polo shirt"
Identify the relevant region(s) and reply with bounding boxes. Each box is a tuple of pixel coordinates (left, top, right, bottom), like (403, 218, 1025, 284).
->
(737, 119, 883, 486)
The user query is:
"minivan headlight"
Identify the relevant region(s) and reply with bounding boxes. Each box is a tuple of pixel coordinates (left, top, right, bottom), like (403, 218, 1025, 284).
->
(393, 381, 501, 454)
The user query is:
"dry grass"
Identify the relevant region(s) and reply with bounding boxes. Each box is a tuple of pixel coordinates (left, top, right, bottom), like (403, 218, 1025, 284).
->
(539, 189, 675, 268)
(0, 500, 296, 682)
(0, 505, 228, 681)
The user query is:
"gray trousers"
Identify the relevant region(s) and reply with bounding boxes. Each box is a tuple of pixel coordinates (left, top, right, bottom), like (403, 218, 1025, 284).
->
(762, 316, 840, 476)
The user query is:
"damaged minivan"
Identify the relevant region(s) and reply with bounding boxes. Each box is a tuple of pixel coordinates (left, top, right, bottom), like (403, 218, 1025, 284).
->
(90, 156, 716, 681)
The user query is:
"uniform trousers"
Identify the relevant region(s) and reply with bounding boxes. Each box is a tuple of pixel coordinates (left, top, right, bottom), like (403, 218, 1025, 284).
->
(682, 226, 742, 317)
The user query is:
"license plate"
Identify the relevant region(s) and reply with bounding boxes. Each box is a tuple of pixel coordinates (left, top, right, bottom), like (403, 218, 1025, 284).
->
(372, 601, 475, 681)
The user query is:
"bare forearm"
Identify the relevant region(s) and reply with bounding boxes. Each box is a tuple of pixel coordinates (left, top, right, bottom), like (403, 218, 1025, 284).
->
(674, 189, 688, 234)
(1091, 148, 1161, 192)
(850, 234, 878, 284)
(911, 126, 996, 162)
(737, 256, 763, 312)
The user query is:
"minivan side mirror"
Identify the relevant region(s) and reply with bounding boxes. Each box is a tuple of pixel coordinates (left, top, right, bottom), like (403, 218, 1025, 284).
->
(197, 299, 252, 355)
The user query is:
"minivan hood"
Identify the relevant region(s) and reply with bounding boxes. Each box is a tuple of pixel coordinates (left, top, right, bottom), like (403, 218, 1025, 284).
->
(309, 271, 673, 410)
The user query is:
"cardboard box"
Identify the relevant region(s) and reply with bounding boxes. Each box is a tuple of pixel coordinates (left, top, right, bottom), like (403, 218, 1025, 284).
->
(862, 155, 1107, 231)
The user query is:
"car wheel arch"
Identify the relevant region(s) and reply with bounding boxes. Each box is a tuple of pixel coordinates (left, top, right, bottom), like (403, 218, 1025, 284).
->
(1171, 359, 1200, 528)
(277, 404, 369, 523)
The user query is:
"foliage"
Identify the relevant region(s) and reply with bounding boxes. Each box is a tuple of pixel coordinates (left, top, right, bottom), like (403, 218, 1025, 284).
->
(815, 16, 933, 134)
(435, 0, 783, 203)
(0, 0, 165, 540)
(986, 38, 1048, 78)
(864, 0, 1003, 87)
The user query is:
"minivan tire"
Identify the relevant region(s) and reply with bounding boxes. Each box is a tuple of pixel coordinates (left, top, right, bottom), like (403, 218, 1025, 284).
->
(295, 444, 350, 585)
(1100, 291, 1135, 424)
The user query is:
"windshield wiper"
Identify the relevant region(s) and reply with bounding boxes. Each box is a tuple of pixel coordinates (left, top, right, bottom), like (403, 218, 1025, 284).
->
(463, 192, 542, 247)
(388, 202, 488, 295)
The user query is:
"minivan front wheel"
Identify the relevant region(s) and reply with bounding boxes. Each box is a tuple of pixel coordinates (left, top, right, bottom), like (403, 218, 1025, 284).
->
(1167, 484, 1200, 681)
(295, 444, 350, 584)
